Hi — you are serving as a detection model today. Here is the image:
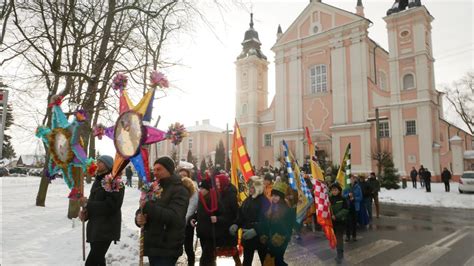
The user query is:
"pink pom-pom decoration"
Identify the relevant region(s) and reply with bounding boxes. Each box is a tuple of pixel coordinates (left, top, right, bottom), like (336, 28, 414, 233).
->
(93, 124, 106, 140)
(150, 70, 169, 88)
(101, 174, 124, 192)
(140, 181, 162, 202)
(112, 73, 128, 91)
(166, 122, 187, 146)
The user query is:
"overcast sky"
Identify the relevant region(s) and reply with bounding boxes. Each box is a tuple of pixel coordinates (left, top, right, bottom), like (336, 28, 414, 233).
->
(4, 0, 473, 157)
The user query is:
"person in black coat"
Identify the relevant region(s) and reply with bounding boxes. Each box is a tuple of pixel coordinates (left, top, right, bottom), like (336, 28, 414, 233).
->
(79, 155, 125, 266)
(410, 167, 417, 188)
(230, 176, 270, 266)
(422, 168, 432, 192)
(135, 156, 190, 266)
(125, 166, 133, 187)
(418, 165, 425, 188)
(441, 167, 452, 192)
(330, 183, 349, 264)
(195, 177, 225, 266)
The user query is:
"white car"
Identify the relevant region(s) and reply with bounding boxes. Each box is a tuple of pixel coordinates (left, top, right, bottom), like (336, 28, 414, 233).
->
(459, 171, 474, 193)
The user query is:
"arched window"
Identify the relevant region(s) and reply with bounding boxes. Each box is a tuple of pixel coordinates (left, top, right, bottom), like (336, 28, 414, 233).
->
(378, 71, 388, 91)
(241, 103, 248, 115)
(403, 73, 415, 90)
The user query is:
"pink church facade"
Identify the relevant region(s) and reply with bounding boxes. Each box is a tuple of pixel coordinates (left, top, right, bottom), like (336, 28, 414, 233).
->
(235, 1, 473, 180)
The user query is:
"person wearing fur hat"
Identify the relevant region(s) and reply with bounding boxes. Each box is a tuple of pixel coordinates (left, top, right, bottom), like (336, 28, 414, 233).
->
(135, 156, 190, 266)
(329, 182, 349, 264)
(229, 176, 271, 266)
(79, 155, 125, 266)
(178, 167, 199, 266)
(259, 181, 293, 266)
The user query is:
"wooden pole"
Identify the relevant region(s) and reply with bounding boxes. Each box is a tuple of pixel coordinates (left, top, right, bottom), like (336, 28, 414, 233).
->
(80, 172, 86, 261)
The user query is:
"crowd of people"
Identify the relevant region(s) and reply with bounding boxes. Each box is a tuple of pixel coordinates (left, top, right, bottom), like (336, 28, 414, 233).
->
(78, 155, 387, 266)
(409, 165, 452, 192)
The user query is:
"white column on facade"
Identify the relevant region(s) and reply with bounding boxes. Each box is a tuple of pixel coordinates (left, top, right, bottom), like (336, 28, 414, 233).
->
(450, 137, 464, 175)
(390, 108, 406, 175)
(332, 133, 341, 167)
(288, 47, 303, 130)
(331, 36, 347, 125)
(275, 51, 286, 131)
(432, 144, 441, 175)
(417, 104, 434, 172)
(350, 31, 369, 123)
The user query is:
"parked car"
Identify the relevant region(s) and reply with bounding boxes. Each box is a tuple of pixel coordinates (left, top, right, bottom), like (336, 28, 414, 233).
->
(0, 167, 9, 177)
(8, 167, 29, 175)
(459, 171, 474, 193)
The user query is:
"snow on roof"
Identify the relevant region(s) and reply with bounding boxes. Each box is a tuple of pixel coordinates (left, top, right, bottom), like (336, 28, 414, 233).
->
(18, 155, 45, 166)
(186, 120, 225, 133)
(449, 135, 462, 141)
(465, 150, 474, 160)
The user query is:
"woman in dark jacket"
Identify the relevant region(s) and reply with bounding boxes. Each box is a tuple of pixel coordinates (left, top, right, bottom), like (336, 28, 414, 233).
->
(80, 155, 125, 266)
(330, 183, 349, 264)
(214, 174, 241, 265)
(196, 177, 224, 266)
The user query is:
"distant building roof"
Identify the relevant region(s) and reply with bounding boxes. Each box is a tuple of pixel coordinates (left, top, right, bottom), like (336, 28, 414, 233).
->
(465, 150, 474, 160)
(17, 155, 45, 166)
(187, 119, 225, 133)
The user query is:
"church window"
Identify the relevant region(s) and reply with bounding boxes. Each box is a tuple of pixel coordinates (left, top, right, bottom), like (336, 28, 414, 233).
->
(403, 73, 415, 90)
(310, 65, 327, 93)
(378, 121, 390, 138)
(378, 71, 388, 91)
(313, 25, 319, 34)
(264, 134, 272, 147)
(242, 103, 248, 115)
(406, 120, 417, 135)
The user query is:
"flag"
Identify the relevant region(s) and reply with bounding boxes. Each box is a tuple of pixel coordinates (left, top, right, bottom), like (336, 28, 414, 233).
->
(336, 143, 351, 190)
(305, 127, 325, 181)
(283, 140, 312, 223)
(282, 140, 297, 190)
(231, 120, 254, 205)
(314, 179, 337, 249)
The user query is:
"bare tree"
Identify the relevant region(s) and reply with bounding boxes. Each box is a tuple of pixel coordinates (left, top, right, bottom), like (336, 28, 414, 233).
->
(442, 72, 474, 134)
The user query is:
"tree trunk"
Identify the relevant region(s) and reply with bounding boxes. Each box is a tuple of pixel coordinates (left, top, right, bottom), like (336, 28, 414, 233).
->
(67, 167, 83, 219)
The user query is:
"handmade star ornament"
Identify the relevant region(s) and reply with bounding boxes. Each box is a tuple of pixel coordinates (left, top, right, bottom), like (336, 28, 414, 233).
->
(94, 71, 186, 184)
(36, 96, 92, 194)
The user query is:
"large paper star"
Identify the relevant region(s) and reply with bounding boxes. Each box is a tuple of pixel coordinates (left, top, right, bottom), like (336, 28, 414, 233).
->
(36, 96, 90, 191)
(94, 71, 184, 183)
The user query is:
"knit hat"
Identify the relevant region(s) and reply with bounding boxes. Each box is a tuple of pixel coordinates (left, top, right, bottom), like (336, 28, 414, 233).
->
(199, 178, 212, 191)
(330, 182, 342, 192)
(248, 175, 264, 198)
(271, 181, 288, 199)
(155, 156, 175, 175)
(97, 155, 114, 172)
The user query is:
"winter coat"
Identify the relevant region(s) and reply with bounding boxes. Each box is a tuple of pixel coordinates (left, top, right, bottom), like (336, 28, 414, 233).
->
(185, 180, 199, 223)
(235, 193, 271, 248)
(410, 169, 418, 179)
(259, 201, 293, 257)
(125, 167, 133, 178)
(367, 177, 380, 196)
(138, 174, 190, 258)
(422, 170, 432, 183)
(343, 182, 362, 212)
(441, 170, 452, 182)
(196, 191, 229, 246)
(329, 194, 349, 231)
(86, 174, 125, 243)
(360, 180, 373, 199)
(216, 184, 239, 247)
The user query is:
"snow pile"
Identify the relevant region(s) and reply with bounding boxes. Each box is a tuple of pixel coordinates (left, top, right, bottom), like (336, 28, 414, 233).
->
(379, 182, 474, 209)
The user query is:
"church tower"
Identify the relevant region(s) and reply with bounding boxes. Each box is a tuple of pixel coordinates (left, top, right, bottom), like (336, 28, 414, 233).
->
(235, 13, 269, 164)
(384, 1, 441, 175)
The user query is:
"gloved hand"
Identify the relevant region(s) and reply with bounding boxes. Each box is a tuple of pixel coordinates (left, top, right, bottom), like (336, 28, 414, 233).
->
(229, 224, 238, 236)
(242, 228, 257, 240)
(271, 233, 286, 247)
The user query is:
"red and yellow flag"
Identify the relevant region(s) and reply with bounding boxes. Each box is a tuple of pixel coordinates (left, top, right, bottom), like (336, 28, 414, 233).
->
(231, 120, 255, 205)
(305, 127, 325, 181)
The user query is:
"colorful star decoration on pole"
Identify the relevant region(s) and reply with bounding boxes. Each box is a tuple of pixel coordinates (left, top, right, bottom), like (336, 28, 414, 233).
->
(94, 71, 186, 183)
(36, 96, 93, 197)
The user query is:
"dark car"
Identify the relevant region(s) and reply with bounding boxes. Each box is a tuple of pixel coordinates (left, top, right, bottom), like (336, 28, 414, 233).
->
(0, 167, 9, 177)
(9, 167, 29, 175)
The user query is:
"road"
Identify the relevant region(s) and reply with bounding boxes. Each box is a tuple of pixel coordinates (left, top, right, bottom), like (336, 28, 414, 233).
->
(179, 203, 474, 265)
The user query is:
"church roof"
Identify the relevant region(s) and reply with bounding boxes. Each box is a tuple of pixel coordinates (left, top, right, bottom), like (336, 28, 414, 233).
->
(186, 120, 225, 133)
(237, 13, 267, 60)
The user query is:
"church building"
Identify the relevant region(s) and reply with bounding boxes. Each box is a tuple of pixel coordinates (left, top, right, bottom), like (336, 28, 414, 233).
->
(235, 0, 473, 179)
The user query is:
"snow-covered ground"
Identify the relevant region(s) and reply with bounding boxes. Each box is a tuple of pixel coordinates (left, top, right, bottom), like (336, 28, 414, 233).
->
(379, 182, 474, 209)
(1, 176, 473, 265)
